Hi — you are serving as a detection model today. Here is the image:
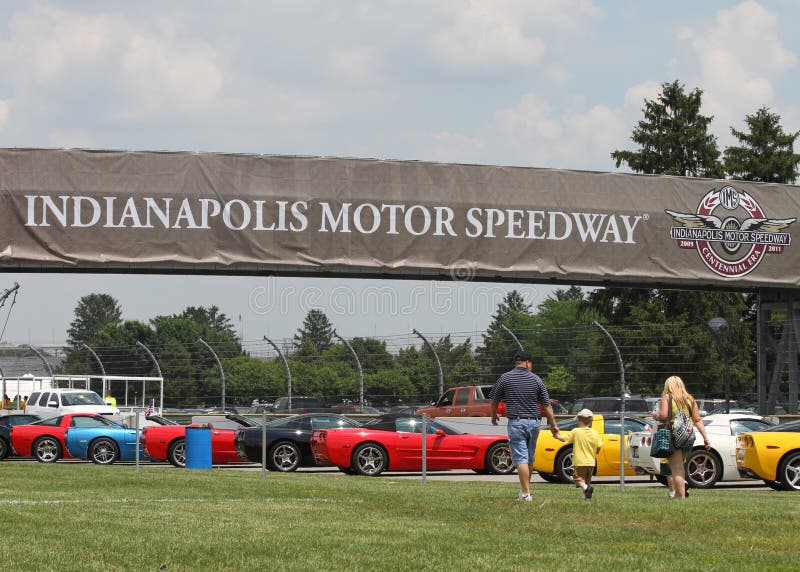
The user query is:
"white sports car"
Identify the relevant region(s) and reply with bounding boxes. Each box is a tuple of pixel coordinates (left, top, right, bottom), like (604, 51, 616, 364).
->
(627, 413, 776, 488)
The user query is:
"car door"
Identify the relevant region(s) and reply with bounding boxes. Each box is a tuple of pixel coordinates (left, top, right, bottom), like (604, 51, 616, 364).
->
(392, 418, 468, 469)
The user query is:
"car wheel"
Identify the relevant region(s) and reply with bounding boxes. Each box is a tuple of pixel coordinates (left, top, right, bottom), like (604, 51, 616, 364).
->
(268, 441, 301, 472)
(168, 439, 186, 468)
(764, 479, 783, 490)
(538, 472, 561, 483)
(554, 446, 574, 483)
(352, 442, 388, 476)
(34, 436, 62, 463)
(685, 449, 722, 488)
(486, 442, 515, 475)
(0, 437, 8, 460)
(777, 451, 800, 491)
(90, 438, 119, 465)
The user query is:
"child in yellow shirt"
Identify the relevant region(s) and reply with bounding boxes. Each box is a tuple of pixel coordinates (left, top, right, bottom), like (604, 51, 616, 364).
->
(556, 408, 602, 499)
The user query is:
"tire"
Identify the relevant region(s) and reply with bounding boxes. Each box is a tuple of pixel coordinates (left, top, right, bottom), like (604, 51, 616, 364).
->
(486, 442, 515, 475)
(168, 439, 186, 468)
(538, 472, 561, 483)
(554, 446, 574, 483)
(685, 449, 722, 488)
(34, 436, 62, 463)
(0, 437, 8, 461)
(268, 441, 301, 472)
(90, 438, 119, 465)
(352, 442, 388, 476)
(338, 466, 356, 475)
(777, 451, 800, 491)
(764, 479, 783, 491)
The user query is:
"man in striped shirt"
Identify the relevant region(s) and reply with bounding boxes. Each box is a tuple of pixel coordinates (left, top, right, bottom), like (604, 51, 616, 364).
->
(490, 351, 560, 501)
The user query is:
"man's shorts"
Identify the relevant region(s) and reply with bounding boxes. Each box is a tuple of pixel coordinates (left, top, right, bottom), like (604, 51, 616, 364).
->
(507, 418, 541, 465)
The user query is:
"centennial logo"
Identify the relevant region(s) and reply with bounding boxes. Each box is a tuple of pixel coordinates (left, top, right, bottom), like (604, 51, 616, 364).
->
(665, 185, 797, 278)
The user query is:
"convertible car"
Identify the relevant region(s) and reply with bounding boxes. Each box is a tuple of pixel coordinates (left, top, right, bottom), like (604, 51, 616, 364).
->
(9, 413, 116, 462)
(0, 414, 42, 460)
(142, 414, 260, 467)
(235, 413, 362, 471)
(310, 413, 514, 476)
(535, 414, 655, 483)
(64, 422, 154, 464)
(628, 413, 774, 488)
(737, 418, 800, 491)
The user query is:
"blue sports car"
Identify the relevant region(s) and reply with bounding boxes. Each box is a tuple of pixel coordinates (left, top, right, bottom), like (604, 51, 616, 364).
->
(65, 422, 153, 465)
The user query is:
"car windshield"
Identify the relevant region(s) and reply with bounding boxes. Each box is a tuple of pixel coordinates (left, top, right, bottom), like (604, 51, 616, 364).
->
(60, 392, 105, 406)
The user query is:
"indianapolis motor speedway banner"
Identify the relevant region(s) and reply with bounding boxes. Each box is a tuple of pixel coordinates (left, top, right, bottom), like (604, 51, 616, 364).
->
(1, 148, 799, 289)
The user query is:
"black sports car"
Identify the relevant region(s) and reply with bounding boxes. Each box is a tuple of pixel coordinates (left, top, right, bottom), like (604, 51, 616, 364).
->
(0, 414, 42, 460)
(235, 413, 361, 471)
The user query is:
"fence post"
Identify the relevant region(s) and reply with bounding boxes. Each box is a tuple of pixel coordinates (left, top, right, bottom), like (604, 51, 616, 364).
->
(264, 336, 292, 410)
(592, 321, 626, 492)
(198, 338, 226, 412)
(413, 329, 444, 397)
(333, 330, 364, 407)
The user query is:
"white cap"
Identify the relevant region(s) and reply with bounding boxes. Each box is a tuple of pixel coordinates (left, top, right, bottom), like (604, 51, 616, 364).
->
(576, 408, 594, 419)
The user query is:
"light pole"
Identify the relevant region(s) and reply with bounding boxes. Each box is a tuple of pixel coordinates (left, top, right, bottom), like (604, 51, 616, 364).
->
(706, 317, 731, 414)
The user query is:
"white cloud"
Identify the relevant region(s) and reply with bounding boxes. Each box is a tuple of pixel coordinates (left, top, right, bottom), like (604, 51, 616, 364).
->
(0, 100, 10, 124)
(431, 0, 600, 69)
(678, 1, 797, 139)
(47, 130, 96, 149)
(623, 81, 663, 111)
(326, 46, 376, 82)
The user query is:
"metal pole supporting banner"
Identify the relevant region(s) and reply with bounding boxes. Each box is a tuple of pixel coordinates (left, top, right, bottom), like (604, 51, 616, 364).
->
(593, 321, 626, 492)
(421, 413, 427, 486)
(135, 411, 141, 473)
(413, 329, 444, 397)
(261, 409, 268, 480)
(198, 338, 226, 413)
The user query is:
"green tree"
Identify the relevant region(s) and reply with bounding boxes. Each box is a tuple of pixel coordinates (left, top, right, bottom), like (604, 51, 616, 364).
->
(294, 309, 334, 353)
(611, 80, 723, 177)
(62, 293, 124, 374)
(723, 106, 800, 183)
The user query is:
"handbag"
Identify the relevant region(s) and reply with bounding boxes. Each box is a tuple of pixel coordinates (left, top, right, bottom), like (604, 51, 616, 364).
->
(672, 399, 695, 448)
(650, 424, 673, 458)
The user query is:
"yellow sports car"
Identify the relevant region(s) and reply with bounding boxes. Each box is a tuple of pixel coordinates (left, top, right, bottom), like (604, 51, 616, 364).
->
(736, 418, 800, 491)
(535, 414, 653, 483)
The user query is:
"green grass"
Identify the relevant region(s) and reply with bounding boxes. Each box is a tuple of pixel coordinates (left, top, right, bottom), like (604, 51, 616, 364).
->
(1, 464, 798, 572)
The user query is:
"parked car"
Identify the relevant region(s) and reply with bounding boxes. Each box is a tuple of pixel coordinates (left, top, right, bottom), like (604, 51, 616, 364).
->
(627, 413, 775, 488)
(568, 397, 651, 416)
(416, 385, 501, 418)
(310, 413, 514, 477)
(236, 413, 362, 471)
(142, 414, 260, 467)
(535, 414, 655, 483)
(25, 388, 119, 419)
(9, 413, 117, 462)
(65, 422, 153, 465)
(271, 396, 333, 413)
(737, 418, 800, 491)
(0, 413, 41, 460)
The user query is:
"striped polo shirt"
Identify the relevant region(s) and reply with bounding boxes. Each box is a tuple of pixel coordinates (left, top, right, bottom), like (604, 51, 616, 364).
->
(489, 366, 551, 419)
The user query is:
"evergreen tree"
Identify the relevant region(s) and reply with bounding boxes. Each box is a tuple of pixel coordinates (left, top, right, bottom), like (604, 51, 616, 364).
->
(611, 80, 723, 177)
(294, 309, 334, 353)
(62, 293, 123, 374)
(723, 106, 800, 183)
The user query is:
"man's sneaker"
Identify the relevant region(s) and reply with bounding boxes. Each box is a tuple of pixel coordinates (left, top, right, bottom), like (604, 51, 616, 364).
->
(584, 485, 594, 500)
(517, 492, 532, 502)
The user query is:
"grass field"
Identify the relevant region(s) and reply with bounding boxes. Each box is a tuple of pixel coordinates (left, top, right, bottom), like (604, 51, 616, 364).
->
(1, 463, 798, 572)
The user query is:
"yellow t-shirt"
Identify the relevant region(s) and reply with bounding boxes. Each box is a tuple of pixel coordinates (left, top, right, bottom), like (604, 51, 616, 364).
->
(561, 426, 602, 467)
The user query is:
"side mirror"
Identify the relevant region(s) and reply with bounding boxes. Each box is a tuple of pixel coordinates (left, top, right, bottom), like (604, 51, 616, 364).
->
(435, 429, 446, 437)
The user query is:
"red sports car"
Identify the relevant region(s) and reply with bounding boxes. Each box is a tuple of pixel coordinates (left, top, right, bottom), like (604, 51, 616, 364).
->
(311, 413, 514, 476)
(10, 413, 118, 462)
(142, 414, 259, 467)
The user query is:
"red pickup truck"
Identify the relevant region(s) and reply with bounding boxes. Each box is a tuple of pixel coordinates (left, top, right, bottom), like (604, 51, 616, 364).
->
(416, 385, 504, 418)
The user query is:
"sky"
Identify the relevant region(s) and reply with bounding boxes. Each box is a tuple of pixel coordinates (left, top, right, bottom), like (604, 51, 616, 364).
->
(1, 0, 800, 347)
